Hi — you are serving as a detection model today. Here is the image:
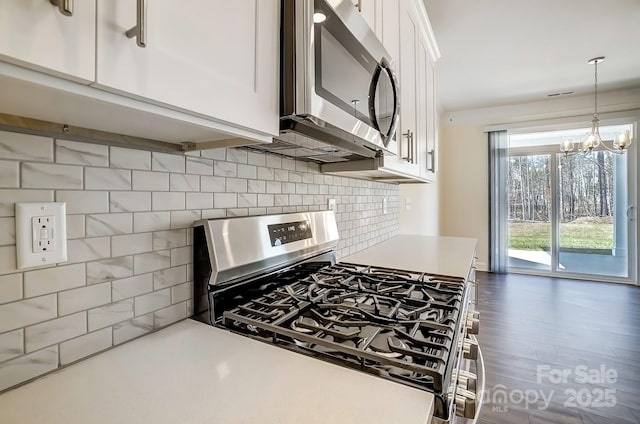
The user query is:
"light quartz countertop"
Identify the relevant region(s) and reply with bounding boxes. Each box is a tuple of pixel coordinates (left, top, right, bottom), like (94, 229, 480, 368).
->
(342, 235, 477, 279)
(0, 319, 434, 424)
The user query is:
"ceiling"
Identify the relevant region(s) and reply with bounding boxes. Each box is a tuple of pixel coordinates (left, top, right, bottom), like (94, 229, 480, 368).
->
(424, 0, 640, 112)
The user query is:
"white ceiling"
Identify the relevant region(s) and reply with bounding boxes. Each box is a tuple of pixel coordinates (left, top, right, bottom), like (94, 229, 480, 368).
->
(424, 0, 640, 112)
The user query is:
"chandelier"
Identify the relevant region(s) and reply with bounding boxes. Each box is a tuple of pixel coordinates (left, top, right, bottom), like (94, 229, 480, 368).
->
(560, 57, 632, 155)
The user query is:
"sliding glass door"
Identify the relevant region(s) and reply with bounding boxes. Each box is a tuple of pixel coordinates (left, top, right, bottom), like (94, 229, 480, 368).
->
(507, 154, 552, 271)
(503, 123, 636, 282)
(557, 151, 628, 277)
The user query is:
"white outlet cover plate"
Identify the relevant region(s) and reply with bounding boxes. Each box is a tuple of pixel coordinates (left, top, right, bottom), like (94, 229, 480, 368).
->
(16, 202, 67, 269)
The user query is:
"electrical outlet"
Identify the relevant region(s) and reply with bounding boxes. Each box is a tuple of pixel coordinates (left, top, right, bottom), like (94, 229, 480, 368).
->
(328, 198, 337, 213)
(16, 202, 67, 269)
(383, 197, 388, 214)
(32, 216, 55, 253)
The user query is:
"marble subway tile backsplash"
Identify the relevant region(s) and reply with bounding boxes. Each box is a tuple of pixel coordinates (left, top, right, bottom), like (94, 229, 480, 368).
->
(0, 129, 399, 392)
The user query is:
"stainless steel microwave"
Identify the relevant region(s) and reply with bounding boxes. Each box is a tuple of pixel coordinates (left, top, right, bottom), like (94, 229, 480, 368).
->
(252, 0, 400, 164)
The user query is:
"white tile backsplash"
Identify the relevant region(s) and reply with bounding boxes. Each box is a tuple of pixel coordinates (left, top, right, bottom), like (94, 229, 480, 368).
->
(169, 174, 200, 192)
(0, 189, 54, 217)
(56, 190, 110, 214)
(132, 170, 169, 191)
(0, 131, 53, 162)
(0, 273, 22, 304)
(133, 211, 171, 233)
(152, 230, 187, 251)
(0, 131, 399, 392)
(0, 216, 15, 246)
(110, 191, 152, 212)
(112, 233, 153, 257)
(185, 192, 213, 210)
(153, 265, 186, 290)
(0, 160, 19, 188)
(133, 251, 171, 274)
(88, 299, 134, 331)
(152, 152, 185, 173)
(86, 257, 134, 284)
(154, 302, 187, 329)
(112, 273, 153, 302)
(134, 289, 170, 316)
(0, 346, 58, 392)
(169, 210, 200, 229)
(22, 162, 83, 189)
(86, 213, 133, 237)
(0, 329, 23, 362)
(24, 312, 87, 352)
(59, 327, 112, 365)
(56, 140, 108, 167)
(23, 263, 85, 297)
(185, 157, 213, 175)
(152, 192, 185, 211)
(58, 282, 111, 316)
(66, 237, 111, 263)
(214, 193, 237, 208)
(214, 161, 236, 177)
(200, 176, 225, 192)
(66, 214, 86, 239)
(113, 314, 153, 345)
(85, 168, 131, 190)
(110, 147, 151, 170)
(0, 295, 57, 333)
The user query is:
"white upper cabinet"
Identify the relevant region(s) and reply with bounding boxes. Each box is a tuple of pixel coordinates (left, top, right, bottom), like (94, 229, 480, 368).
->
(353, 0, 382, 38)
(382, 0, 420, 177)
(0, 0, 96, 82)
(95, 0, 279, 138)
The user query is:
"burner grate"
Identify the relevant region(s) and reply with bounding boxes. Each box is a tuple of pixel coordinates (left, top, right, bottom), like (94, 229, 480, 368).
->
(220, 262, 467, 393)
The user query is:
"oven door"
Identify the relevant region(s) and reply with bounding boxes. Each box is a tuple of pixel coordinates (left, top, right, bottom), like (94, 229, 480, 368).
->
(291, 0, 399, 154)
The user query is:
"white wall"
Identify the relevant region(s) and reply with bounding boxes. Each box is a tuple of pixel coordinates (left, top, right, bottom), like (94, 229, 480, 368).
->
(438, 124, 489, 269)
(399, 182, 439, 235)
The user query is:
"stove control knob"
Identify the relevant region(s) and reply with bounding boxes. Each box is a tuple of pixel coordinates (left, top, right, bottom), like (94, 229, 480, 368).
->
(466, 317, 480, 335)
(457, 369, 477, 391)
(463, 338, 478, 360)
(455, 388, 477, 419)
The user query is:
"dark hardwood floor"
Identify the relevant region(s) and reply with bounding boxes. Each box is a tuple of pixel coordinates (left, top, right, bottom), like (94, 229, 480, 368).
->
(475, 272, 640, 424)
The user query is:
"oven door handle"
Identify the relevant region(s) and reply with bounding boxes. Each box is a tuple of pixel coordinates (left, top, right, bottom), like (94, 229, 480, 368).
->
(469, 335, 485, 423)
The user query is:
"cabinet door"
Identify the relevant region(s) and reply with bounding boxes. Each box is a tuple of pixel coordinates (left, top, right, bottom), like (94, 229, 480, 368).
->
(385, 0, 419, 176)
(95, 0, 279, 137)
(426, 60, 437, 179)
(417, 37, 429, 179)
(356, 0, 382, 38)
(418, 35, 436, 181)
(0, 0, 96, 82)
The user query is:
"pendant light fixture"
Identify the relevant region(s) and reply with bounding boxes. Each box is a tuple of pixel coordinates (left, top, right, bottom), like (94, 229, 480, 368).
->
(560, 57, 633, 155)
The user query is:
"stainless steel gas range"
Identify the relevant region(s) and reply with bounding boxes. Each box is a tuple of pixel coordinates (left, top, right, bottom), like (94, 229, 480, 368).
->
(193, 211, 483, 423)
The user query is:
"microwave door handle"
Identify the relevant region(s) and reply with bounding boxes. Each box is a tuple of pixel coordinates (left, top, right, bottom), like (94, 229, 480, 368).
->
(368, 64, 383, 135)
(383, 58, 401, 148)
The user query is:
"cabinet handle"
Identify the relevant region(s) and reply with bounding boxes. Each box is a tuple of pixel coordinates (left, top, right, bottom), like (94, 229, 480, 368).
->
(125, 0, 147, 48)
(49, 0, 73, 17)
(428, 148, 436, 172)
(411, 131, 416, 163)
(401, 131, 412, 162)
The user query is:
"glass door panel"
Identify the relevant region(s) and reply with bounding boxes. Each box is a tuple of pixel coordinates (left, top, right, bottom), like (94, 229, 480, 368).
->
(557, 152, 628, 277)
(507, 155, 552, 271)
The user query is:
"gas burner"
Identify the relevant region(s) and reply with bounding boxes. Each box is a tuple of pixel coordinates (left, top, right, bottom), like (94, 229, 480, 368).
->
(364, 332, 408, 359)
(291, 317, 318, 334)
